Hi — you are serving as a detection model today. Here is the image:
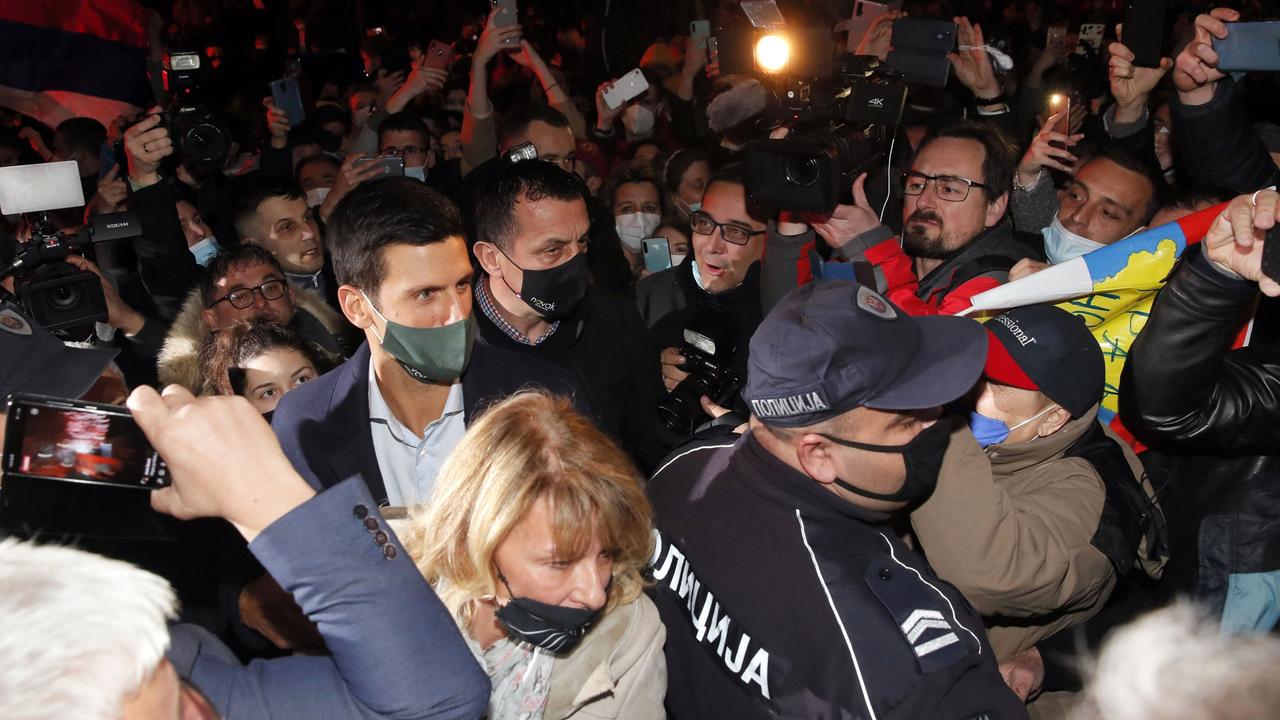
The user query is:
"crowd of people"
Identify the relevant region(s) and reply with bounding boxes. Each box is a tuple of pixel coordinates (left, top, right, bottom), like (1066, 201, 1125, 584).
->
(1, 0, 1279, 718)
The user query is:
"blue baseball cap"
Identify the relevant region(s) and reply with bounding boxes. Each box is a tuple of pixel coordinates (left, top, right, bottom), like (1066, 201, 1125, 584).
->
(0, 301, 117, 400)
(743, 281, 987, 427)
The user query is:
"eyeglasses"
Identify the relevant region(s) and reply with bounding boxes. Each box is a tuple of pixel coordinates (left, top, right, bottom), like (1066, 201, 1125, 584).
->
(380, 145, 426, 157)
(210, 278, 287, 309)
(689, 211, 766, 246)
(898, 171, 988, 203)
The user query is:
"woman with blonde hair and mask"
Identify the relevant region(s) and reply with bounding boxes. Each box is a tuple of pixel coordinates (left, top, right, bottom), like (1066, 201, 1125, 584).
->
(401, 390, 666, 719)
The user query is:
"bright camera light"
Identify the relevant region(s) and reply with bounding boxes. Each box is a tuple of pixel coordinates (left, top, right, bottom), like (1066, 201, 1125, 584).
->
(754, 34, 790, 74)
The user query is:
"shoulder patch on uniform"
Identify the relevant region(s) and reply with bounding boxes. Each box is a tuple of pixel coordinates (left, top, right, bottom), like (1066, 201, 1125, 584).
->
(865, 559, 972, 674)
(0, 308, 32, 336)
(856, 285, 896, 320)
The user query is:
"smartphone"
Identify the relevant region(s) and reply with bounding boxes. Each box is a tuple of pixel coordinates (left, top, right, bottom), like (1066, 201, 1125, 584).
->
(358, 155, 405, 176)
(602, 68, 650, 110)
(3, 395, 170, 491)
(505, 141, 537, 163)
(1262, 223, 1280, 285)
(642, 237, 672, 273)
(1075, 23, 1105, 55)
(886, 18, 956, 87)
(1046, 25, 1067, 51)
(1213, 22, 1280, 72)
(270, 76, 306, 127)
(1048, 93, 1071, 149)
(1121, 0, 1167, 67)
(491, 0, 518, 28)
(847, 0, 903, 53)
(690, 20, 711, 40)
(739, 0, 785, 29)
(422, 39, 453, 71)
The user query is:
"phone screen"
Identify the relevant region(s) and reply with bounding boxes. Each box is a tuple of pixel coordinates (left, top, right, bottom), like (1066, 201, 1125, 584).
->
(3, 397, 168, 490)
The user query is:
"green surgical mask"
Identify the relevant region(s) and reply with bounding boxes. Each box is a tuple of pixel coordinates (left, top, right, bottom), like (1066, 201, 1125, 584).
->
(362, 291, 476, 384)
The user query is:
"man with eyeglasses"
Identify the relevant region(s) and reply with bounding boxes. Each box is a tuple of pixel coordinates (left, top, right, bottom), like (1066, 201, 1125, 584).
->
(777, 120, 1041, 316)
(376, 112, 464, 206)
(157, 245, 351, 392)
(637, 162, 771, 441)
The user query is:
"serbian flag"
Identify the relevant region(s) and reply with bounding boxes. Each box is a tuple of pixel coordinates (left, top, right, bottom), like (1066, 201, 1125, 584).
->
(0, 0, 152, 128)
(960, 202, 1236, 445)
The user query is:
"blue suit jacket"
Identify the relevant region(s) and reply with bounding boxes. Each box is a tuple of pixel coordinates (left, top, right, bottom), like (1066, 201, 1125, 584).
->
(272, 340, 582, 505)
(167, 478, 491, 719)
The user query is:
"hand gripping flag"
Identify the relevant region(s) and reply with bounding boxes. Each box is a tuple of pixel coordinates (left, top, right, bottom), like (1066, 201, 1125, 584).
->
(961, 202, 1231, 440)
(0, 0, 152, 128)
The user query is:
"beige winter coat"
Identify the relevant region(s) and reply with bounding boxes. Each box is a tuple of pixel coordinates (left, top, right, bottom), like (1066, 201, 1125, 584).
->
(156, 286, 349, 393)
(544, 593, 667, 719)
(911, 408, 1153, 659)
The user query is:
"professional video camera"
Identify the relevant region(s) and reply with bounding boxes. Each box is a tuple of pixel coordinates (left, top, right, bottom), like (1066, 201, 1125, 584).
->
(0, 162, 141, 331)
(159, 50, 233, 170)
(713, 5, 910, 214)
(657, 303, 743, 435)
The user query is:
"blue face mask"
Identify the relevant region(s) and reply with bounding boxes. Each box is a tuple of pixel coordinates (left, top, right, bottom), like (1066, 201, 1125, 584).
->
(968, 406, 1057, 448)
(189, 237, 220, 266)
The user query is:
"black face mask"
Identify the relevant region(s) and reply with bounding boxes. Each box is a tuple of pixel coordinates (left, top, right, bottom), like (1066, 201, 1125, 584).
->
(820, 417, 952, 503)
(494, 573, 605, 653)
(497, 249, 589, 321)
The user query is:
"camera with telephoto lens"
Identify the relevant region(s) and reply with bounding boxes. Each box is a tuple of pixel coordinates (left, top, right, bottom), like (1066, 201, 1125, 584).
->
(0, 162, 142, 331)
(657, 303, 743, 435)
(744, 53, 907, 214)
(159, 51, 232, 170)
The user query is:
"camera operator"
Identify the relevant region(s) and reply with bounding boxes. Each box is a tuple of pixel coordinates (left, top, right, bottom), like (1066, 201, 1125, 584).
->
(471, 159, 666, 471)
(1120, 188, 1280, 633)
(0, 385, 492, 720)
(771, 120, 1039, 316)
(635, 162, 770, 437)
(648, 280, 1027, 719)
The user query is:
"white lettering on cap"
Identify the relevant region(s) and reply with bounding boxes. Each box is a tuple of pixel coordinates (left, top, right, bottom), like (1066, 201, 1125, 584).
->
(0, 308, 32, 336)
(750, 391, 831, 419)
(993, 314, 1037, 347)
(857, 286, 896, 320)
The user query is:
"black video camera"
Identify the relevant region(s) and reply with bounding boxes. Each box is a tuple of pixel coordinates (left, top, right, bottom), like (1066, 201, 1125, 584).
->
(744, 54, 906, 214)
(657, 303, 743, 435)
(0, 162, 141, 331)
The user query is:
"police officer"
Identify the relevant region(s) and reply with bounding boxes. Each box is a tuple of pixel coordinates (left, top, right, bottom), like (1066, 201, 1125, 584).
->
(647, 280, 1029, 719)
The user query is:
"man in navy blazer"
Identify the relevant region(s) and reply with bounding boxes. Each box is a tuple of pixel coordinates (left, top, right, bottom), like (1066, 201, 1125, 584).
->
(0, 387, 489, 720)
(272, 177, 582, 506)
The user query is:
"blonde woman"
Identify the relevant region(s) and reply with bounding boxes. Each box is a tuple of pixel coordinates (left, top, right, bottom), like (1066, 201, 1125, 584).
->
(402, 390, 666, 719)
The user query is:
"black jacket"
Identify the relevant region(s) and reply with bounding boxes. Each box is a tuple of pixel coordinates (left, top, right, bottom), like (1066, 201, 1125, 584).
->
(272, 340, 583, 505)
(1120, 248, 1280, 629)
(473, 283, 668, 472)
(647, 433, 1028, 719)
(1171, 77, 1280, 195)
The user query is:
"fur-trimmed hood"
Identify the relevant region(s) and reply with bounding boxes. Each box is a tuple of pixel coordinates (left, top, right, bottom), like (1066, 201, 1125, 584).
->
(157, 285, 350, 392)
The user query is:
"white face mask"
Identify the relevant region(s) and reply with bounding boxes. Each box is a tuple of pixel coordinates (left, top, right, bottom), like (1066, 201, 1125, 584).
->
(1042, 215, 1106, 265)
(615, 212, 662, 253)
(670, 253, 688, 267)
(405, 165, 427, 182)
(305, 186, 331, 208)
(622, 104, 656, 138)
(189, 236, 220, 266)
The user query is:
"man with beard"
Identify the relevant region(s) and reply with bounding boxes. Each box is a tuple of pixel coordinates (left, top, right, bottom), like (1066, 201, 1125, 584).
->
(785, 120, 1040, 316)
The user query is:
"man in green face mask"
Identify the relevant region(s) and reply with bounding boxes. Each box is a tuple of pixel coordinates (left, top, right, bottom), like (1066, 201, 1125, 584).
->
(270, 177, 582, 509)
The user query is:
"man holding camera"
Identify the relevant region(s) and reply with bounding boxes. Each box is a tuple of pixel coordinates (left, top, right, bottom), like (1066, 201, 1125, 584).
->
(779, 120, 1039, 316)
(471, 160, 665, 470)
(637, 163, 768, 438)
(648, 280, 1027, 719)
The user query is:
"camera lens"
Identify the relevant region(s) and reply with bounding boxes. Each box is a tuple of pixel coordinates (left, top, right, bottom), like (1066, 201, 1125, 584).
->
(50, 284, 80, 310)
(783, 156, 820, 187)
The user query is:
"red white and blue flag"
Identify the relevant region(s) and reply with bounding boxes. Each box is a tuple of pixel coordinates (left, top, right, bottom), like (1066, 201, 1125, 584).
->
(0, 0, 152, 128)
